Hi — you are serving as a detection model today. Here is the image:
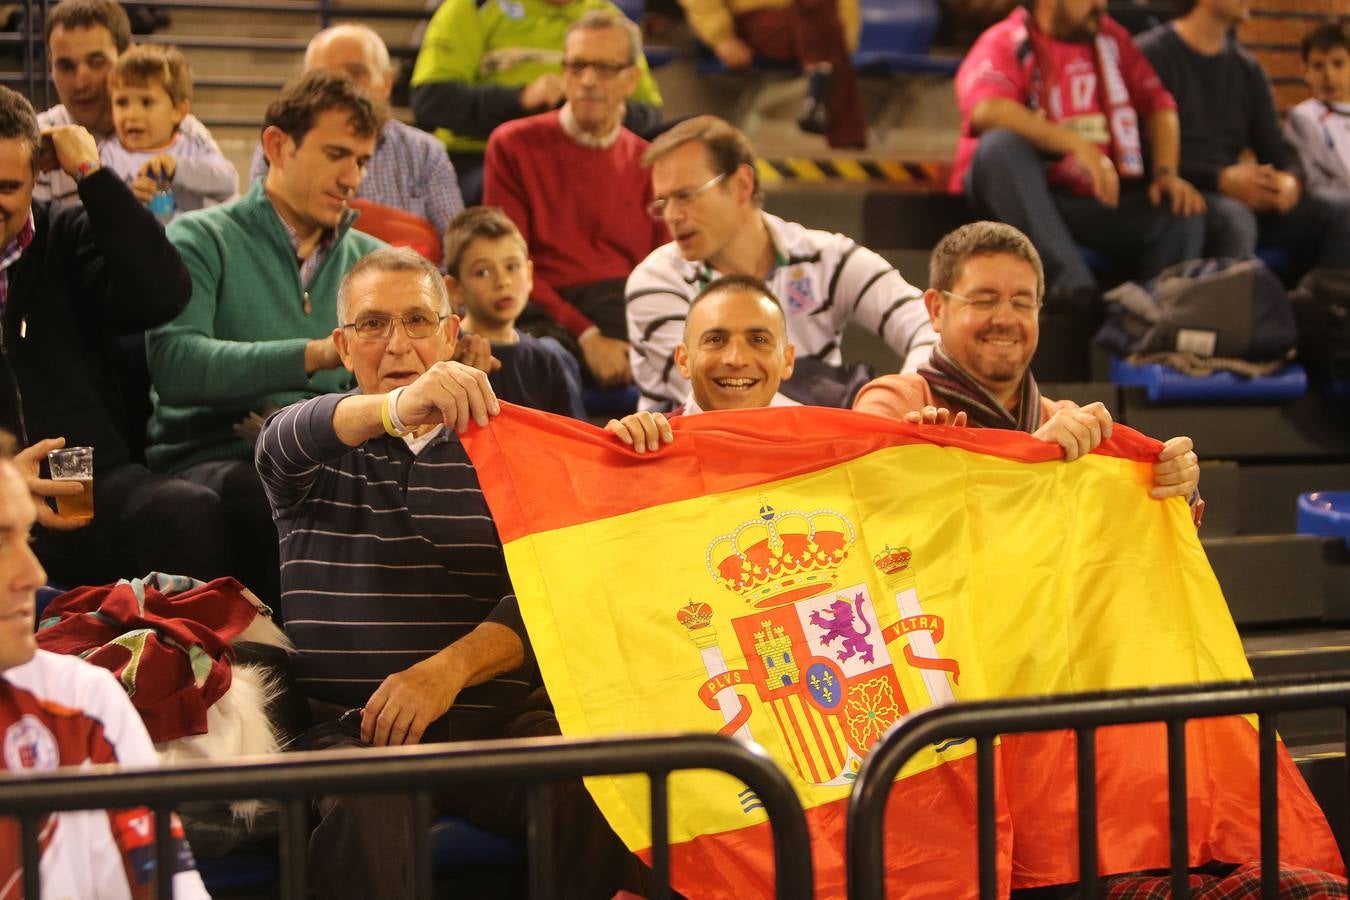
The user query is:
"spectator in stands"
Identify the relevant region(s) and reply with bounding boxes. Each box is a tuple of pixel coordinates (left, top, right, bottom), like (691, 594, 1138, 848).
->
(410, 0, 664, 205)
(483, 9, 667, 387)
(676, 0, 866, 147)
(444, 207, 586, 418)
(0, 87, 232, 587)
(35, 0, 224, 206)
(852, 221, 1202, 518)
(256, 247, 645, 899)
(249, 22, 463, 251)
(145, 70, 386, 603)
(1285, 22, 1350, 194)
(1139, 1, 1350, 268)
(954, 0, 1206, 300)
(607, 274, 797, 451)
(0, 432, 211, 900)
(101, 44, 237, 217)
(627, 115, 936, 412)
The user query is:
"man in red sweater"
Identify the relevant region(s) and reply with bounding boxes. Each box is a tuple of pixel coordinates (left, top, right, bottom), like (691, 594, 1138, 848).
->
(483, 9, 668, 387)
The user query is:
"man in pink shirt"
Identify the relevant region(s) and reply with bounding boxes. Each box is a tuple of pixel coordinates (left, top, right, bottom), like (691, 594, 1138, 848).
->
(954, 0, 1205, 299)
(483, 10, 668, 387)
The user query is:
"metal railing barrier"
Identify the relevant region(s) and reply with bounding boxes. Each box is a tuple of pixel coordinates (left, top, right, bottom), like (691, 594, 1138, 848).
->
(0, 731, 814, 900)
(848, 674, 1350, 900)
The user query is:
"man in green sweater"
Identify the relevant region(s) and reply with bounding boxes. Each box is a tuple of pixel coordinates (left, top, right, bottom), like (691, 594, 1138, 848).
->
(145, 69, 386, 601)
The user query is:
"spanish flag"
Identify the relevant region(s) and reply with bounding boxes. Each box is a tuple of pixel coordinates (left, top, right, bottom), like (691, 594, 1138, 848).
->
(461, 405, 1341, 898)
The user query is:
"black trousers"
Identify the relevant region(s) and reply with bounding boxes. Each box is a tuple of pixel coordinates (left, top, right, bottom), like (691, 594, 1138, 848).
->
(295, 691, 649, 900)
(178, 458, 281, 607)
(34, 461, 233, 588)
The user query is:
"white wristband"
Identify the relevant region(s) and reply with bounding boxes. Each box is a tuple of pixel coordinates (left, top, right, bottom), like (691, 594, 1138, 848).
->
(386, 386, 410, 434)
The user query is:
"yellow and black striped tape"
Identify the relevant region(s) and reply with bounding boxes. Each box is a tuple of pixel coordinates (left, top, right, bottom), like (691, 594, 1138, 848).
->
(756, 158, 950, 186)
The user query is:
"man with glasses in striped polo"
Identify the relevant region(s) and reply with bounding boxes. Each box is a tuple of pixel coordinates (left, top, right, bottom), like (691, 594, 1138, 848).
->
(627, 115, 938, 413)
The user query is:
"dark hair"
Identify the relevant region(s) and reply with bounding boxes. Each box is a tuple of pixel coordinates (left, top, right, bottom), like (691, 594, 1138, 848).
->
(929, 221, 1045, 301)
(45, 0, 131, 53)
(686, 274, 786, 338)
(1301, 21, 1350, 62)
(109, 44, 193, 105)
(443, 206, 527, 278)
(642, 115, 762, 206)
(262, 68, 385, 149)
(0, 88, 41, 174)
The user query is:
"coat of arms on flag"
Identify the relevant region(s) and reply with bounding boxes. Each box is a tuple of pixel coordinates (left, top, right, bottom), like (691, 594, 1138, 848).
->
(677, 501, 961, 786)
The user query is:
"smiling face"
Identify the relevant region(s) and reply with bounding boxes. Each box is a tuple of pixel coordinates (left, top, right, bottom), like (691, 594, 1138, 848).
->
(334, 267, 458, 395)
(263, 107, 375, 238)
(48, 23, 119, 135)
(449, 235, 533, 335)
(0, 136, 35, 250)
(927, 252, 1041, 402)
(110, 79, 186, 150)
(650, 140, 749, 264)
(1306, 45, 1350, 104)
(675, 286, 795, 411)
(0, 460, 46, 674)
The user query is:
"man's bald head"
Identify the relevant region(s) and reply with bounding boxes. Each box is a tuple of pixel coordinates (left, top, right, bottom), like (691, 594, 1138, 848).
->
(305, 23, 393, 101)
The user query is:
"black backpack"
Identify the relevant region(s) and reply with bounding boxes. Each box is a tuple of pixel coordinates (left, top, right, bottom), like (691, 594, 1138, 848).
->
(1289, 268, 1350, 383)
(1095, 257, 1297, 362)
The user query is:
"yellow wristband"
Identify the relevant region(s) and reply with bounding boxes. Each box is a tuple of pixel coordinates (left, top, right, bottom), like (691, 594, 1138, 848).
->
(380, 392, 402, 437)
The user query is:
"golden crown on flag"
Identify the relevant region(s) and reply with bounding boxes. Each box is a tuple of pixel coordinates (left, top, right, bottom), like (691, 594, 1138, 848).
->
(675, 600, 714, 631)
(873, 545, 911, 576)
(705, 499, 855, 609)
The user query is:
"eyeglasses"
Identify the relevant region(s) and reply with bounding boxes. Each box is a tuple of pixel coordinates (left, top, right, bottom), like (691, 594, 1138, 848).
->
(341, 311, 447, 341)
(646, 172, 728, 220)
(561, 59, 633, 78)
(941, 290, 1041, 317)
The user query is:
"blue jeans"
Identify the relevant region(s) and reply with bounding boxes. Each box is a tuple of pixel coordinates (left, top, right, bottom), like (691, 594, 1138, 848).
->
(965, 129, 1206, 291)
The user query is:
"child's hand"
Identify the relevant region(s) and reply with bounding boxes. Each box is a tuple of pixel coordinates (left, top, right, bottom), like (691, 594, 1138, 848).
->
(138, 154, 178, 182)
(129, 175, 156, 203)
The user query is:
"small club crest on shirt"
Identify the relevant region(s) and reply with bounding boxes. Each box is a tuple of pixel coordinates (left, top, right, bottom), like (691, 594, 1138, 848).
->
(497, 0, 526, 18)
(783, 266, 820, 315)
(3, 714, 59, 771)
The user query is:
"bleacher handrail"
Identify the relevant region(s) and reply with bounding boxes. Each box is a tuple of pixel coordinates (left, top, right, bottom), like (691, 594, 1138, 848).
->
(0, 731, 814, 900)
(848, 673, 1350, 900)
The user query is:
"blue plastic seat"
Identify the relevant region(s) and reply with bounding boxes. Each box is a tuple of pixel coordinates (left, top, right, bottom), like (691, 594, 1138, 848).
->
(1297, 491, 1350, 545)
(1108, 357, 1308, 404)
(854, 0, 953, 74)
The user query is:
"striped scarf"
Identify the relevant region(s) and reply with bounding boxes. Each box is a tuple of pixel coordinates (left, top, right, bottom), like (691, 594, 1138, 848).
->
(918, 343, 1042, 432)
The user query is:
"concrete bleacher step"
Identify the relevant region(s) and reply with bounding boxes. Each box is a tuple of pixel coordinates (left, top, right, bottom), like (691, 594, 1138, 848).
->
(1205, 534, 1341, 626)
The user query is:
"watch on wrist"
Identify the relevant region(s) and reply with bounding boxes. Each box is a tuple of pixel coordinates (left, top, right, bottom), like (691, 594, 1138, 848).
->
(74, 160, 101, 182)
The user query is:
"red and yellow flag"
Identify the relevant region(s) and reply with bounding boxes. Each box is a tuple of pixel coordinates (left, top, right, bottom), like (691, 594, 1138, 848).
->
(461, 405, 1341, 899)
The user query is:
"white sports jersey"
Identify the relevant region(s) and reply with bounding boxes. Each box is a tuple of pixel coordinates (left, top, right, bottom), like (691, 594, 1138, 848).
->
(1286, 98, 1350, 193)
(625, 211, 936, 411)
(0, 650, 210, 900)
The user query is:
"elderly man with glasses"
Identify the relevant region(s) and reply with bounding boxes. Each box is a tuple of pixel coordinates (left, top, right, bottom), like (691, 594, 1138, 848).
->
(482, 9, 669, 387)
(853, 221, 1202, 521)
(626, 115, 938, 412)
(256, 246, 648, 900)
